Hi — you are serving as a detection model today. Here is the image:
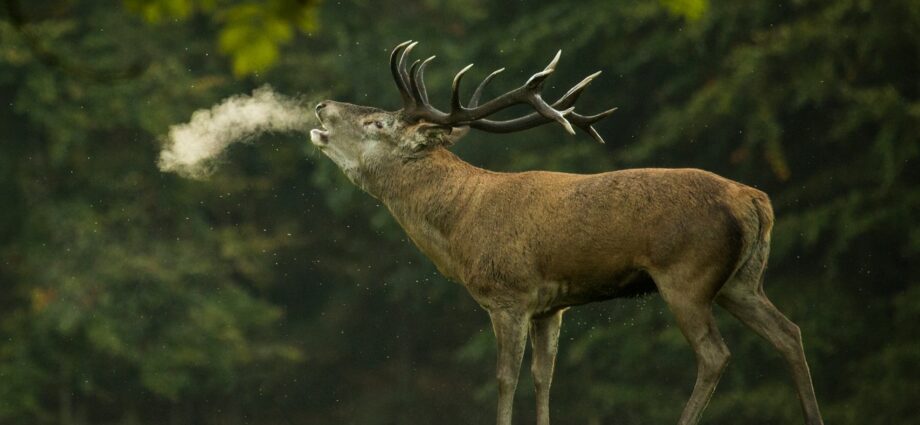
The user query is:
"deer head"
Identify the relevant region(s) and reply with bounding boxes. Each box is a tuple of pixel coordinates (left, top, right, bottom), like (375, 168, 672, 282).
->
(310, 41, 617, 187)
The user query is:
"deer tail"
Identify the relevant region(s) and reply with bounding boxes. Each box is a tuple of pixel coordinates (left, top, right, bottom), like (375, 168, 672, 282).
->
(724, 189, 774, 290)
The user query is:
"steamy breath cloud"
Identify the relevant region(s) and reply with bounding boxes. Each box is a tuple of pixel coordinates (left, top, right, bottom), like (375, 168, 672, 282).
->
(158, 85, 314, 179)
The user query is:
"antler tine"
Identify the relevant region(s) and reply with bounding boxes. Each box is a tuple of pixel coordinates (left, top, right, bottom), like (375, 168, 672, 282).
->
(581, 107, 618, 122)
(524, 50, 561, 89)
(554, 71, 602, 109)
(568, 107, 618, 144)
(414, 56, 436, 105)
(390, 40, 415, 106)
(407, 59, 423, 103)
(450, 64, 474, 112)
(398, 42, 419, 103)
(469, 68, 505, 108)
(546, 49, 562, 71)
(526, 50, 574, 134)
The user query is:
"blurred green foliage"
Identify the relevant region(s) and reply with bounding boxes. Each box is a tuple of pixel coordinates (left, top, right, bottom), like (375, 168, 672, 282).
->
(0, 0, 917, 424)
(124, 0, 320, 76)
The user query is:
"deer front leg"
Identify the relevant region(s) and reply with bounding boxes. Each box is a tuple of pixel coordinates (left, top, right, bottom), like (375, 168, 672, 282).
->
(530, 310, 564, 425)
(489, 309, 530, 425)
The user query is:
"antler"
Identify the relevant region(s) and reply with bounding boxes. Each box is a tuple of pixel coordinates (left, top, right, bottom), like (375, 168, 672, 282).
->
(389, 41, 616, 143)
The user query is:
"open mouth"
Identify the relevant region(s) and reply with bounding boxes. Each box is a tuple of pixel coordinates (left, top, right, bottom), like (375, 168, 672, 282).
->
(311, 113, 330, 145)
(310, 128, 329, 145)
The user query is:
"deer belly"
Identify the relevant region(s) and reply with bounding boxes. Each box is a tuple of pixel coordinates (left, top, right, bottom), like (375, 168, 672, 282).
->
(545, 269, 658, 309)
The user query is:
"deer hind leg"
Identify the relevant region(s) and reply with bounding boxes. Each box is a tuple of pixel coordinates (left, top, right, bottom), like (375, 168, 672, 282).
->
(656, 271, 732, 425)
(717, 278, 825, 424)
(530, 309, 564, 425)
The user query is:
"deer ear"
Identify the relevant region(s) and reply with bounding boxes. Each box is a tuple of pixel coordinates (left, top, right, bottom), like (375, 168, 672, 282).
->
(446, 126, 469, 145)
(411, 123, 468, 151)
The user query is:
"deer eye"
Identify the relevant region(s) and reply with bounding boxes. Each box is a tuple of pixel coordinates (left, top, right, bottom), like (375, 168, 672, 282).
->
(364, 120, 384, 129)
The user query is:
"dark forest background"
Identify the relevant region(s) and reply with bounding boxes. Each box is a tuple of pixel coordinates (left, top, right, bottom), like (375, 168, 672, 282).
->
(1, 0, 918, 424)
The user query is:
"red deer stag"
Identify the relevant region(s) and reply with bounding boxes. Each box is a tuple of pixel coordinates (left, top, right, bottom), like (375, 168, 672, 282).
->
(309, 41, 824, 425)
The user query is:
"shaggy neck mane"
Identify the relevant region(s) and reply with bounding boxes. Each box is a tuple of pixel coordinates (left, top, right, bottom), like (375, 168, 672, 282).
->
(368, 148, 486, 240)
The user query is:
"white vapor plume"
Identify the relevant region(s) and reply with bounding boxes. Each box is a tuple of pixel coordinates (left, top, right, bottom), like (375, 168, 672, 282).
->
(158, 85, 314, 179)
